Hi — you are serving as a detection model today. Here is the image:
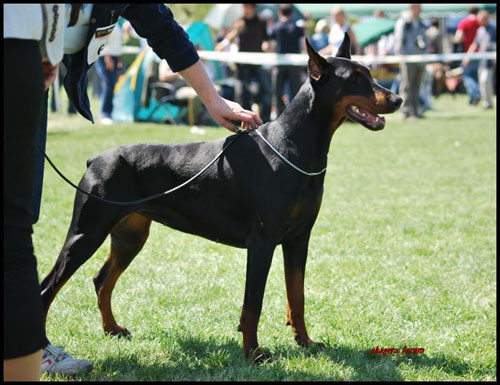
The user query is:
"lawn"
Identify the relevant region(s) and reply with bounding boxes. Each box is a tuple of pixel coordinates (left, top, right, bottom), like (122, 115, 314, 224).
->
(35, 94, 496, 381)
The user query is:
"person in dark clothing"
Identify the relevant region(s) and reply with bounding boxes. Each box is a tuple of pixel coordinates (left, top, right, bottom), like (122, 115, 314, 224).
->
(269, 4, 305, 118)
(215, 4, 272, 122)
(4, 3, 262, 380)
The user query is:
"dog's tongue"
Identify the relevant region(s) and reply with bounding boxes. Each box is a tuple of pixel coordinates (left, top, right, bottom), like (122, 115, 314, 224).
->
(358, 106, 385, 125)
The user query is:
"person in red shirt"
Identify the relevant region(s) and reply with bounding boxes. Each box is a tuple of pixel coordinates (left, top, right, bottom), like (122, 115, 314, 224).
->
(454, 6, 481, 104)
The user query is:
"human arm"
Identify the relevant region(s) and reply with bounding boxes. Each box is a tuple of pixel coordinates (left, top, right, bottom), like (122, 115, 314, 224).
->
(454, 29, 464, 45)
(462, 40, 479, 67)
(43, 62, 59, 90)
(179, 60, 262, 132)
(215, 19, 244, 51)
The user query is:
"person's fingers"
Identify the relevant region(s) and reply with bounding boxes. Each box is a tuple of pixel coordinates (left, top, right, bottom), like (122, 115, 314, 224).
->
(219, 118, 239, 132)
(227, 107, 263, 129)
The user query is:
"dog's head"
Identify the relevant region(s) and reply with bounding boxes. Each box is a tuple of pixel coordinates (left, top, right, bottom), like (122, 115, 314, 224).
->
(306, 33, 402, 131)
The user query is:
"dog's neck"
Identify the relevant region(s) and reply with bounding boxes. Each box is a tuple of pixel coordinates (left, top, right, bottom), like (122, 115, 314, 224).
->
(266, 81, 345, 173)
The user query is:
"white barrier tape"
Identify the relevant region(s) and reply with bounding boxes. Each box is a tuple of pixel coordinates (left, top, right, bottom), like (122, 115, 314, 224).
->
(120, 45, 496, 66)
(197, 50, 496, 66)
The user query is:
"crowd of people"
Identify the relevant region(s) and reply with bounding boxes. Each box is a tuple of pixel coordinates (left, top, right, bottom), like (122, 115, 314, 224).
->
(199, 4, 496, 122)
(50, 4, 496, 125)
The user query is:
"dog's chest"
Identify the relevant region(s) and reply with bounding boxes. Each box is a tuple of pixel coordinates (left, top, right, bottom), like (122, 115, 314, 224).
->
(284, 182, 324, 232)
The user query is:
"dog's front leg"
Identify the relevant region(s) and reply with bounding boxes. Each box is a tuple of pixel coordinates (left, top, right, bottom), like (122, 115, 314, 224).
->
(283, 233, 324, 349)
(238, 240, 276, 364)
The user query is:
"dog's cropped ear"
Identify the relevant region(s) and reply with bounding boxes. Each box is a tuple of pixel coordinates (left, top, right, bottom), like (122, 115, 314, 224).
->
(335, 33, 351, 59)
(305, 38, 328, 82)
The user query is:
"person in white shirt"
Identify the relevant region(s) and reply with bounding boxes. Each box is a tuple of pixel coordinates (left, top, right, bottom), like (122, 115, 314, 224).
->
(319, 6, 360, 56)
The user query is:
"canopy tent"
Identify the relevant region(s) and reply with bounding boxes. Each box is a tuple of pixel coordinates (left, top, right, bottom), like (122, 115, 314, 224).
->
(352, 18, 396, 48)
(204, 3, 304, 30)
(112, 21, 221, 123)
(295, 3, 496, 19)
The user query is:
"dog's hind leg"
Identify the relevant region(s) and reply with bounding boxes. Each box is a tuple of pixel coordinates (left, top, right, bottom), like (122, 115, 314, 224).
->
(237, 238, 276, 363)
(40, 201, 126, 323)
(282, 233, 324, 349)
(93, 213, 151, 337)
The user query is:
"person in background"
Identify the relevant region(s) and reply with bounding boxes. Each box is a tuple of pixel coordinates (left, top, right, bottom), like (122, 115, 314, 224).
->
(269, 4, 305, 118)
(394, 4, 428, 119)
(300, 11, 316, 37)
(463, 10, 496, 109)
(94, 22, 123, 125)
(259, 8, 275, 36)
(310, 19, 330, 52)
(320, 6, 361, 56)
(215, 3, 272, 122)
(454, 6, 481, 105)
(420, 17, 443, 111)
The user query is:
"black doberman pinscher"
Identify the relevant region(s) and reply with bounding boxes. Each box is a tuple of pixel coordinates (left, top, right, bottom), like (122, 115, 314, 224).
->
(40, 34, 402, 363)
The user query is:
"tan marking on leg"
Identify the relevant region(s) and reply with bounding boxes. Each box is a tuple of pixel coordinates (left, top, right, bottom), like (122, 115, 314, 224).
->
(96, 213, 151, 336)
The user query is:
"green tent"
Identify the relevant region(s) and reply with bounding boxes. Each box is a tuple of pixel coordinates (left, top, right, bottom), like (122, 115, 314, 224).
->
(296, 3, 496, 19)
(352, 18, 396, 48)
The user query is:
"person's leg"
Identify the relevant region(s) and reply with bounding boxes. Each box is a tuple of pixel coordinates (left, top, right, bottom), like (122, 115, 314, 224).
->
(236, 64, 252, 111)
(257, 66, 272, 122)
(462, 61, 481, 104)
(288, 66, 303, 103)
(399, 63, 411, 117)
(95, 57, 114, 121)
(3, 38, 47, 381)
(479, 66, 494, 108)
(31, 92, 48, 225)
(274, 66, 286, 117)
(100, 57, 119, 119)
(411, 64, 425, 117)
(4, 349, 42, 382)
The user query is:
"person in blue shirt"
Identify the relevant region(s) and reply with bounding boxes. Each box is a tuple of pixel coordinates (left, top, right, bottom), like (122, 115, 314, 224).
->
(4, 4, 262, 380)
(269, 4, 305, 118)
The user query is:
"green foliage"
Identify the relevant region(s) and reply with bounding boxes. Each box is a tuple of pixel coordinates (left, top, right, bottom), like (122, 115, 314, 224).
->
(37, 94, 495, 381)
(166, 4, 214, 25)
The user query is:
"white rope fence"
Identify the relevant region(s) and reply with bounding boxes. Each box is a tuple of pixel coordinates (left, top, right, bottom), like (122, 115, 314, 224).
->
(122, 45, 496, 66)
(197, 50, 496, 66)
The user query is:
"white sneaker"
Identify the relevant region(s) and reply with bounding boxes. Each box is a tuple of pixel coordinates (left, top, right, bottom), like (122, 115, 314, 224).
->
(100, 117, 114, 125)
(41, 343, 93, 376)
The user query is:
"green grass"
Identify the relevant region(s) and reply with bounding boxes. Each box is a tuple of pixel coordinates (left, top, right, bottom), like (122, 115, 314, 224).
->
(36, 94, 496, 381)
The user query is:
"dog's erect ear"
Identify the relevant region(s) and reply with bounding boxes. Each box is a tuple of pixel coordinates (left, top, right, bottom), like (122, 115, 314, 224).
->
(336, 33, 351, 59)
(305, 38, 328, 81)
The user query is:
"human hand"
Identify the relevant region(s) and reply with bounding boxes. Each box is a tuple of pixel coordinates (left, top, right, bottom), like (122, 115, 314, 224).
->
(43, 62, 59, 90)
(462, 57, 470, 67)
(104, 55, 114, 71)
(206, 96, 263, 132)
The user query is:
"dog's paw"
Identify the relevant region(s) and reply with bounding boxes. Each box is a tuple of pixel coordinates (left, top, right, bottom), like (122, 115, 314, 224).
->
(248, 347, 272, 365)
(104, 325, 132, 338)
(295, 336, 325, 350)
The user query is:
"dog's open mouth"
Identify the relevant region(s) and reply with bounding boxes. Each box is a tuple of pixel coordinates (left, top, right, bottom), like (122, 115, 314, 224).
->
(346, 105, 386, 130)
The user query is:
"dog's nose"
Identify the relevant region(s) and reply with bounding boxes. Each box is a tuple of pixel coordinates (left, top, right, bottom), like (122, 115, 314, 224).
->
(390, 94, 403, 107)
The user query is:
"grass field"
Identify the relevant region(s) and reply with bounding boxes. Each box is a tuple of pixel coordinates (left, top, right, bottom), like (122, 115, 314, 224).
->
(35, 94, 496, 381)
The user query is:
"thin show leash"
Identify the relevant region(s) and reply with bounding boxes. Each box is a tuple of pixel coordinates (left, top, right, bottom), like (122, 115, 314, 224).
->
(39, 128, 327, 206)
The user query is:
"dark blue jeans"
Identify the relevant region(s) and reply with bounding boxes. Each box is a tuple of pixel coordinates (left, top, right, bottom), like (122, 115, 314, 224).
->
(235, 64, 271, 122)
(462, 61, 481, 103)
(95, 56, 120, 119)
